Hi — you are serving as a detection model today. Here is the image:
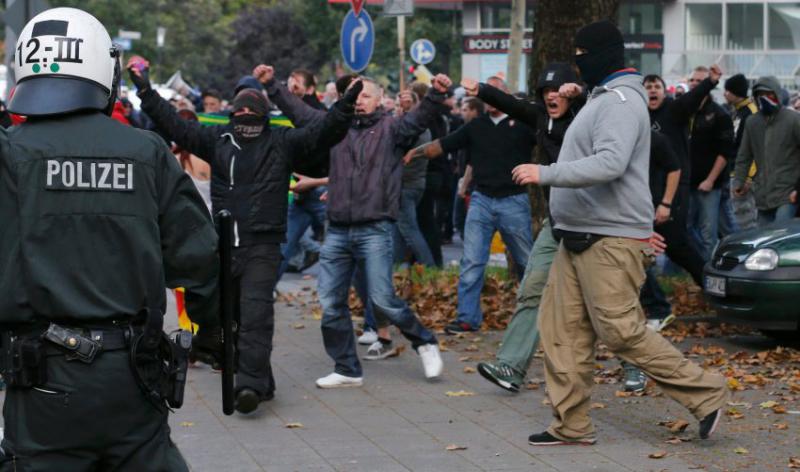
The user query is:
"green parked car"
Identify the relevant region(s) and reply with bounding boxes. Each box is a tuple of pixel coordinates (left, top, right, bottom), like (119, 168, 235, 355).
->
(703, 218, 800, 336)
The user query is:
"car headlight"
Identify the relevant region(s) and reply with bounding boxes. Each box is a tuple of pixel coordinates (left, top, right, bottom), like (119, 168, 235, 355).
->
(744, 248, 779, 271)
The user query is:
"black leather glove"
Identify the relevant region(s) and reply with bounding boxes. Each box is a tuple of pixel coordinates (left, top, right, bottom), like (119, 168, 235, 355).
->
(341, 80, 363, 107)
(128, 66, 152, 94)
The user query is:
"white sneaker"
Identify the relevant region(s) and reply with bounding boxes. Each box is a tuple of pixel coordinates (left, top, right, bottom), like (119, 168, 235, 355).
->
(357, 329, 378, 345)
(315, 372, 363, 389)
(364, 341, 399, 361)
(417, 343, 443, 379)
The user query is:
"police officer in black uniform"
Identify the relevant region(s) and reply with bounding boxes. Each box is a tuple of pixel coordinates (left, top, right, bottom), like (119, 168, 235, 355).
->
(0, 8, 218, 470)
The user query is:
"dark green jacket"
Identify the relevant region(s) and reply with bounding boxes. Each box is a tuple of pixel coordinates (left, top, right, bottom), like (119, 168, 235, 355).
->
(734, 100, 800, 211)
(0, 112, 219, 326)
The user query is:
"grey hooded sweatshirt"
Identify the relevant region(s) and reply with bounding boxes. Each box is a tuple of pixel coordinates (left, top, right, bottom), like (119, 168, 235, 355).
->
(538, 73, 653, 239)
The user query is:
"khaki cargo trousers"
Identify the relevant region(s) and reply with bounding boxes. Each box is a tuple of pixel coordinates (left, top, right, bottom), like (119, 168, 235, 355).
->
(538, 237, 728, 441)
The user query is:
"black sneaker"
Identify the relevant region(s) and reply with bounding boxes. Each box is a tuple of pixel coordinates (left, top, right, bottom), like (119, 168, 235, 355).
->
(477, 362, 523, 393)
(699, 408, 721, 439)
(445, 321, 478, 334)
(528, 431, 596, 446)
(235, 388, 261, 414)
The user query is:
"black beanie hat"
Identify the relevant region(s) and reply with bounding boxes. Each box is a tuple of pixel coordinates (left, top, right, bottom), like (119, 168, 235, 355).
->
(536, 62, 579, 100)
(232, 89, 268, 118)
(725, 74, 748, 98)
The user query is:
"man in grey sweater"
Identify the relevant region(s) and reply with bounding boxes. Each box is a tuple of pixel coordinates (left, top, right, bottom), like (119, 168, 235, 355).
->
(513, 20, 728, 446)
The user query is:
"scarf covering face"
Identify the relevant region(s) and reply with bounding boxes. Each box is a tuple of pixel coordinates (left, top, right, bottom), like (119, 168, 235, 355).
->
(231, 89, 269, 140)
(757, 94, 780, 116)
(573, 20, 625, 89)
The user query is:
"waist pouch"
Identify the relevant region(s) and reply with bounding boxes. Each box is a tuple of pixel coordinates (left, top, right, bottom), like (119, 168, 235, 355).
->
(552, 229, 605, 254)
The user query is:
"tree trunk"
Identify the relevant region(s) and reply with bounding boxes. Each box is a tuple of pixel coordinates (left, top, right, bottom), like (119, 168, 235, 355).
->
(506, 0, 526, 92)
(526, 0, 620, 236)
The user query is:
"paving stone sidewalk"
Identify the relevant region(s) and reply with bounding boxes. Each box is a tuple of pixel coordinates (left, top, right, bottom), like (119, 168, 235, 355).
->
(169, 275, 709, 472)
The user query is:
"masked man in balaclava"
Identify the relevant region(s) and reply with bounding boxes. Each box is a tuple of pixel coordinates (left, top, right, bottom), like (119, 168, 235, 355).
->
(510, 20, 729, 446)
(129, 58, 360, 415)
(734, 76, 800, 223)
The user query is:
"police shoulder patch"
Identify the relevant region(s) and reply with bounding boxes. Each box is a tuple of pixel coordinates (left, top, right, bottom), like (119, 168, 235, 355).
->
(45, 158, 134, 192)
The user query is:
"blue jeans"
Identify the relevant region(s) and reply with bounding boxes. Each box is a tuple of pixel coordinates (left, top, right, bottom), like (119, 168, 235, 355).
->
(456, 192, 533, 328)
(278, 186, 327, 280)
(758, 203, 798, 225)
(318, 221, 437, 377)
(688, 188, 721, 262)
(718, 181, 739, 238)
(394, 187, 435, 266)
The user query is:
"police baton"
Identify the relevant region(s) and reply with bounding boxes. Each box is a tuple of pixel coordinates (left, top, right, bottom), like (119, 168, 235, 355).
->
(215, 210, 237, 415)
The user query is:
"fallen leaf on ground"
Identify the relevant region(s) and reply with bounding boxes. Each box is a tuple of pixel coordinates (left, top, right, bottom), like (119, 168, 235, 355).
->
(727, 401, 751, 408)
(648, 451, 668, 459)
(615, 390, 633, 398)
(445, 390, 475, 397)
(445, 444, 468, 451)
(438, 341, 450, 352)
(658, 419, 689, 433)
(463, 366, 476, 374)
(590, 402, 606, 409)
(292, 323, 305, 329)
(179, 421, 194, 427)
(458, 356, 472, 362)
(285, 422, 304, 429)
(525, 383, 540, 390)
(773, 423, 789, 430)
(789, 457, 800, 468)
(734, 447, 749, 455)
(760, 400, 779, 409)
(726, 377, 744, 391)
(664, 436, 691, 444)
(773, 405, 787, 414)
(726, 408, 745, 420)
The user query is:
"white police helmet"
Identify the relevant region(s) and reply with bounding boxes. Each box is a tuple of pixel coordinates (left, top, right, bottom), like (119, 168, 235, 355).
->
(8, 7, 120, 116)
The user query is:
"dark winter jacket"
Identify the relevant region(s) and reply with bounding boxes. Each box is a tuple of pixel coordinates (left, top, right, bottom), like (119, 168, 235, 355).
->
(734, 76, 800, 211)
(139, 84, 353, 245)
(266, 80, 446, 225)
(689, 97, 735, 189)
(475, 82, 583, 201)
(648, 77, 718, 188)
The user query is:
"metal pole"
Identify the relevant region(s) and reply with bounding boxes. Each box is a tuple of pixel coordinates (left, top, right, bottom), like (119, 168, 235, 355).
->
(507, 0, 526, 92)
(398, 15, 406, 92)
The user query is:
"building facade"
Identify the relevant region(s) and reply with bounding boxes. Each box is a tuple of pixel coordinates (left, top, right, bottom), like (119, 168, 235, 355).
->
(460, 0, 800, 90)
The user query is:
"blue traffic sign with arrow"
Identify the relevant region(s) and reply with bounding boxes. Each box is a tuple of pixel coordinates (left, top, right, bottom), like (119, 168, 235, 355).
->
(410, 39, 436, 65)
(340, 9, 374, 72)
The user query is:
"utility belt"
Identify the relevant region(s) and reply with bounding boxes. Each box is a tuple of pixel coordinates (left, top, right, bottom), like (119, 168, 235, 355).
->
(1, 314, 192, 410)
(552, 229, 606, 254)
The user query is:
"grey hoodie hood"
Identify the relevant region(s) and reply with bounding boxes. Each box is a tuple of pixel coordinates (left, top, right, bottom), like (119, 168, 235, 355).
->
(752, 75, 781, 96)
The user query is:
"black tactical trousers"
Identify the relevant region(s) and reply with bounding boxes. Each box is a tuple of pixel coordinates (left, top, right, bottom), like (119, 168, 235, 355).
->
(1, 349, 187, 472)
(658, 185, 704, 285)
(232, 243, 280, 397)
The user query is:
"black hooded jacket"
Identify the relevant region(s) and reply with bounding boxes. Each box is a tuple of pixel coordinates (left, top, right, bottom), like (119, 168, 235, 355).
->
(647, 77, 717, 187)
(139, 84, 353, 246)
(475, 75, 584, 201)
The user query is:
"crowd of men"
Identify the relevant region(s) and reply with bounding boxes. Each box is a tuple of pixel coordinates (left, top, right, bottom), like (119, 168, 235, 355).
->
(3, 6, 799, 467)
(114, 16, 800, 421)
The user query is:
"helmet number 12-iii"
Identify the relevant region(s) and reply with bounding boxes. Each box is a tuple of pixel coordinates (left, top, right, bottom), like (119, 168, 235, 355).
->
(8, 8, 119, 117)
